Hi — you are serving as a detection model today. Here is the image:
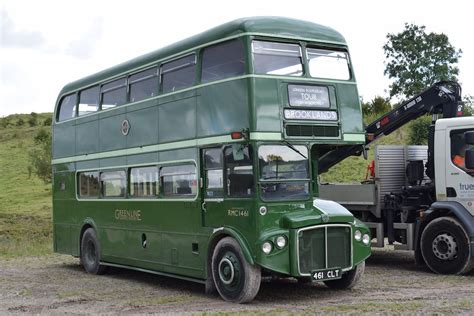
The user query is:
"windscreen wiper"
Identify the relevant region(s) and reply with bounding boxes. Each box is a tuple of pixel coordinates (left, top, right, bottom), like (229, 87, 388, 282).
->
(282, 140, 307, 159)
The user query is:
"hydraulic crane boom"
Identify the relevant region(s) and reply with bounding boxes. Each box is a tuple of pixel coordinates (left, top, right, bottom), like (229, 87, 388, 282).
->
(318, 81, 464, 174)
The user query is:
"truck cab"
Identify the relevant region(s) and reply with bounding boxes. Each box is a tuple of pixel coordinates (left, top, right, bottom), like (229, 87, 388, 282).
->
(319, 82, 474, 275)
(436, 116, 474, 215)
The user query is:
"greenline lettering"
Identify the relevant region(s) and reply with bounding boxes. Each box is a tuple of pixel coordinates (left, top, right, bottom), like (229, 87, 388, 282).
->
(115, 209, 142, 221)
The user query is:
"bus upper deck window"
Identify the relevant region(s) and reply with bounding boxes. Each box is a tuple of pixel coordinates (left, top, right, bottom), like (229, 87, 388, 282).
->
(129, 67, 158, 103)
(201, 40, 245, 83)
(57, 93, 77, 121)
(252, 41, 303, 76)
(307, 48, 350, 80)
(101, 78, 127, 110)
(78, 86, 99, 116)
(161, 54, 196, 93)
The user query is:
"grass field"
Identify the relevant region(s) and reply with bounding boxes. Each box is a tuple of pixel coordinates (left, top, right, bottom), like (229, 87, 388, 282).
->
(0, 113, 53, 257)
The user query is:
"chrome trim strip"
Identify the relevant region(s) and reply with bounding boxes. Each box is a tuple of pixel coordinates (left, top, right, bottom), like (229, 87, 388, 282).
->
(204, 198, 224, 202)
(324, 226, 328, 268)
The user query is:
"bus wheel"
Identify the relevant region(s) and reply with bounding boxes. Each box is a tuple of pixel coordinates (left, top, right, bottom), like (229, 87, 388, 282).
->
(324, 261, 365, 289)
(211, 237, 261, 303)
(421, 217, 473, 275)
(80, 228, 108, 275)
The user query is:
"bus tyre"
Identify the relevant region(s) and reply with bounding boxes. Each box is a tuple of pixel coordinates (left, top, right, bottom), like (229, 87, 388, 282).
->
(324, 261, 365, 290)
(421, 216, 473, 275)
(211, 237, 261, 303)
(80, 228, 108, 275)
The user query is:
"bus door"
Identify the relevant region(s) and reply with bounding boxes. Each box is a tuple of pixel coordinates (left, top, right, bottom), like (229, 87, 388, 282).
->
(201, 145, 255, 229)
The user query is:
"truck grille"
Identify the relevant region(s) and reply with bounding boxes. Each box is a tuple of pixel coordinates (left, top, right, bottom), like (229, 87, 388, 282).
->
(297, 225, 352, 275)
(286, 125, 339, 137)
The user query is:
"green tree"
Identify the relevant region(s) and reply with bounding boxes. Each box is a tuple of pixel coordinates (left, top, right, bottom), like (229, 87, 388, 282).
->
(463, 95, 473, 116)
(29, 129, 52, 183)
(362, 96, 391, 116)
(383, 23, 462, 99)
(408, 115, 431, 145)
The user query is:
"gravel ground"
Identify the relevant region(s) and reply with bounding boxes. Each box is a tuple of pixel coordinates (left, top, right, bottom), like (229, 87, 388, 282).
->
(0, 248, 473, 315)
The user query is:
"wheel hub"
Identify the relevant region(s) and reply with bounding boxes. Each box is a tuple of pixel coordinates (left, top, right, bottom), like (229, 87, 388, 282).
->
(218, 257, 235, 285)
(432, 233, 457, 260)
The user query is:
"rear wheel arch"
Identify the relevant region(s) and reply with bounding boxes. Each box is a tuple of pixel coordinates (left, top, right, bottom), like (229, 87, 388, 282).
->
(80, 227, 108, 275)
(78, 218, 99, 259)
(79, 224, 93, 249)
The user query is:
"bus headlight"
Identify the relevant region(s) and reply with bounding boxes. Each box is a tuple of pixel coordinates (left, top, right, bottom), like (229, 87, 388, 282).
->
(354, 230, 362, 241)
(276, 236, 287, 249)
(262, 241, 273, 254)
(362, 234, 370, 245)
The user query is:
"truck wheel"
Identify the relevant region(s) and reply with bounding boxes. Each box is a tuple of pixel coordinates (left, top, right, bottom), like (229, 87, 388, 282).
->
(211, 237, 261, 303)
(80, 228, 108, 275)
(324, 261, 365, 289)
(421, 217, 473, 275)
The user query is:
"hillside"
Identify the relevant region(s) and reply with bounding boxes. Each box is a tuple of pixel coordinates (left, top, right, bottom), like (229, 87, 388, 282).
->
(0, 113, 53, 257)
(320, 114, 411, 183)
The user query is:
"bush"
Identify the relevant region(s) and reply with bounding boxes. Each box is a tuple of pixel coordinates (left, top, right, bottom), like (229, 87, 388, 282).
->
(29, 129, 52, 183)
(34, 128, 50, 144)
(408, 116, 432, 145)
(16, 118, 25, 126)
(28, 116, 38, 127)
(0, 117, 11, 128)
(43, 117, 52, 126)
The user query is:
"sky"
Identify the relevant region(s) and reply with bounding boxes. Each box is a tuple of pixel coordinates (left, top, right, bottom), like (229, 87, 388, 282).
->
(0, 0, 472, 116)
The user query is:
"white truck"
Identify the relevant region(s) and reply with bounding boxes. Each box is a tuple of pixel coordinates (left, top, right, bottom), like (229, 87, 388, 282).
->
(319, 81, 474, 275)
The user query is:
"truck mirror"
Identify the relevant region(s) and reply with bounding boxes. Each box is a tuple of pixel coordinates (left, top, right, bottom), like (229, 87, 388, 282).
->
(465, 149, 474, 170)
(464, 131, 474, 145)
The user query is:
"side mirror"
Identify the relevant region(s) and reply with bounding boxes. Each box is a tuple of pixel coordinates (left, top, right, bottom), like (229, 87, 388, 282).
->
(465, 131, 474, 145)
(465, 149, 474, 170)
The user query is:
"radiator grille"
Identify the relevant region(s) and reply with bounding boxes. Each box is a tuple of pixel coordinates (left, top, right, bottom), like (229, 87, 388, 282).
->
(298, 225, 352, 275)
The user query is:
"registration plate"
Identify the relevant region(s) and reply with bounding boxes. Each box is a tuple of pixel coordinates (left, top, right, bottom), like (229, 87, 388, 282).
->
(311, 268, 342, 282)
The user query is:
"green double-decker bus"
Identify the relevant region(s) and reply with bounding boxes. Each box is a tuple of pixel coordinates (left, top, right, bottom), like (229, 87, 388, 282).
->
(52, 17, 371, 303)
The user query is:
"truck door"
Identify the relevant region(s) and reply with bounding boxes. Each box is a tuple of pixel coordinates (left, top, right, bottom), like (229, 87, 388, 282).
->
(445, 128, 474, 215)
(201, 145, 255, 230)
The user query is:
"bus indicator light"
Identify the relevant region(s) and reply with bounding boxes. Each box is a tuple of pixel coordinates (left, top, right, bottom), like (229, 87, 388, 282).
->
(231, 132, 243, 139)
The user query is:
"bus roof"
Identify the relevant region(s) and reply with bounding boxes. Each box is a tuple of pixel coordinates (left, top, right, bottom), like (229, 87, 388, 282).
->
(59, 16, 346, 96)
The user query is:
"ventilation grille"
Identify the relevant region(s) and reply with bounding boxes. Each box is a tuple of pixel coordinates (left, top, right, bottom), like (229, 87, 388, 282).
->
(286, 125, 339, 137)
(298, 225, 352, 274)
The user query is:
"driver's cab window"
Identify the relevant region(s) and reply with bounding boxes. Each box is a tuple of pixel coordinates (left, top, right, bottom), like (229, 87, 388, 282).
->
(451, 129, 474, 171)
(224, 145, 254, 197)
(204, 148, 224, 198)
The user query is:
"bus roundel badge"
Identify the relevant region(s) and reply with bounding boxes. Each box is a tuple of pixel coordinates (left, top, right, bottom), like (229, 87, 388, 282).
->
(121, 119, 130, 136)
